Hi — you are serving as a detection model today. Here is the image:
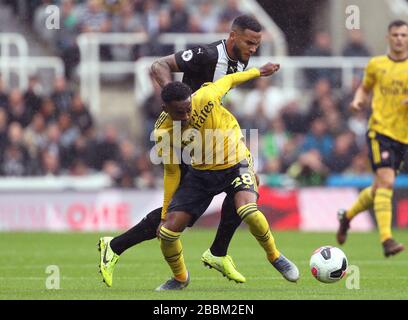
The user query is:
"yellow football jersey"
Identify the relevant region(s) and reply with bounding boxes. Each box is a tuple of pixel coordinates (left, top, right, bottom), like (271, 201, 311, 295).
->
(186, 68, 260, 170)
(363, 55, 408, 143)
(153, 68, 261, 218)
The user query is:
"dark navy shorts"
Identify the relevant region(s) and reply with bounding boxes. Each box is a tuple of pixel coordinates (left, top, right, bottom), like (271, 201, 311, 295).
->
(167, 157, 258, 226)
(367, 130, 408, 172)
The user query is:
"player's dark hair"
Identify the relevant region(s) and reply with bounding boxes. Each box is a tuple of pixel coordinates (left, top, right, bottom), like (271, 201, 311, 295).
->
(388, 20, 408, 31)
(232, 15, 262, 33)
(161, 81, 192, 103)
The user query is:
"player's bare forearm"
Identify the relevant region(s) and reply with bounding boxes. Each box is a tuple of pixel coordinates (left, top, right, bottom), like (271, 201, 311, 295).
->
(150, 55, 180, 88)
(350, 85, 371, 112)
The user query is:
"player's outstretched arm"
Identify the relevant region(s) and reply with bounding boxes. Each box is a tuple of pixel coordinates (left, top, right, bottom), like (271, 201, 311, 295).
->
(151, 55, 180, 88)
(212, 63, 280, 98)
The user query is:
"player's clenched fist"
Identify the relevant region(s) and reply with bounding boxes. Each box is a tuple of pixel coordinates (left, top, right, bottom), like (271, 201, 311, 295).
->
(259, 63, 280, 76)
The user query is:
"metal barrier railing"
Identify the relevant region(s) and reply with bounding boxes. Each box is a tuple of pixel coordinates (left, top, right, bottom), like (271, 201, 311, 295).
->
(76, 32, 278, 114)
(0, 33, 64, 91)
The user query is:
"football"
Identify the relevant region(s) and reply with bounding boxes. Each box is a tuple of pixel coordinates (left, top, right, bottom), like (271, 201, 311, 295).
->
(310, 246, 348, 283)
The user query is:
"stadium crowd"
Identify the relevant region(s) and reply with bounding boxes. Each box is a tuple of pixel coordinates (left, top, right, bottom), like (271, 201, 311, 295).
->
(0, 75, 156, 188)
(1, 0, 407, 188)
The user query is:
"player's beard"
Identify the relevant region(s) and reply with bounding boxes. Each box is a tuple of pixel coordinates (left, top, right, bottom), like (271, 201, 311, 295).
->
(232, 44, 248, 63)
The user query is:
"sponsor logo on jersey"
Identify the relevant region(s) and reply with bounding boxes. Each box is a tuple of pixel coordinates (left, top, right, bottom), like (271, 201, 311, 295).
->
(181, 50, 193, 61)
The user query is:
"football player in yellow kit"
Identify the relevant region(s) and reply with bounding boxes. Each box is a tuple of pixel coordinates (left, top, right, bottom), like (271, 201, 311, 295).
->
(337, 20, 408, 257)
(155, 63, 300, 290)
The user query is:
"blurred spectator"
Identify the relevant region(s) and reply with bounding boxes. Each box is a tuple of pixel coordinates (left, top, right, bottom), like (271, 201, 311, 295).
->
(0, 77, 8, 109)
(344, 150, 370, 175)
(342, 30, 371, 57)
(57, 0, 80, 79)
(134, 152, 156, 189)
(197, 2, 218, 33)
(303, 31, 337, 86)
(51, 77, 73, 114)
(242, 78, 298, 128)
(342, 30, 371, 78)
(79, 0, 112, 61)
(103, 0, 127, 14)
(56, 0, 79, 52)
(96, 124, 120, 170)
(240, 78, 270, 133)
(324, 132, 357, 173)
(70, 94, 94, 135)
(280, 101, 308, 134)
(102, 160, 122, 184)
(307, 78, 335, 122)
(7, 89, 32, 128)
(168, 0, 190, 33)
(0, 109, 8, 152)
(58, 112, 80, 150)
(111, 0, 146, 60)
(117, 139, 139, 188)
(324, 110, 347, 137)
(262, 157, 283, 184)
(24, 76, 43, 118)
(43, 122, 62, 160)
(23, 113, 48, 161)
(40, 98, 58, 125)
(261, 117, 291, 172)
(80, 0, 111, 33)
(280, 135, 302, 172)
(216, 15, 232, 33)
(187, 14, 204, 33)
(69, 158, 93, 176)
(141, 0, 161, 35)
(287, 149, 328, 186)
(219, 0, 242, 23)
(66, 134, 98, 169)
(300, 117, 333, 159)
(215, 0, 243, 32)
(309, 94, 339, 123)
(39, 150, 60, 176)
(1, 122, 31, 176)
(148, 9, 172, 56)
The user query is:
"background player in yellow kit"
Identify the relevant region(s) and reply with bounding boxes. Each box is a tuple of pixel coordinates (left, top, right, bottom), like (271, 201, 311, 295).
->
(336, 20, 408, 257)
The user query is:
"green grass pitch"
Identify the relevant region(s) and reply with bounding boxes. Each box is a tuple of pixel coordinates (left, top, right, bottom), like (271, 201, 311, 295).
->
(1, 230, 407, 300)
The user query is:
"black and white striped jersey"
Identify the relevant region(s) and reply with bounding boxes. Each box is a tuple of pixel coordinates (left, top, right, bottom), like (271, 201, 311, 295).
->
(174, 40, 248, 92)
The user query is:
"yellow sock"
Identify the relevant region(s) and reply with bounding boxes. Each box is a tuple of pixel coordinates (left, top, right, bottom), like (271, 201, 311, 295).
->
(346, 187, 373, 220)
(237, 203, 280, 262)
(159, 226, 188, 282)
(374, 188, 393, 242)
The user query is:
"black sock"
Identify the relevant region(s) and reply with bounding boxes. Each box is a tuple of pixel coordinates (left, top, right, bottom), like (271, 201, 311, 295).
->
(210, 196, 242, 257)
(110, 207, 162, 255)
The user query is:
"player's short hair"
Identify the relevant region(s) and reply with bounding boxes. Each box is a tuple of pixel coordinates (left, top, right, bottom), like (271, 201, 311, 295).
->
(232, 15, 262, 33)
(388, 20, 408, 31)
(161, 82, 192, 104)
